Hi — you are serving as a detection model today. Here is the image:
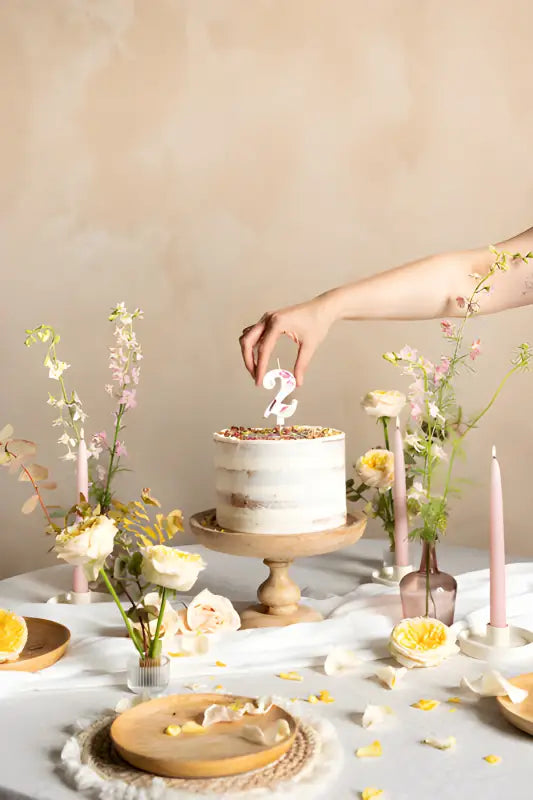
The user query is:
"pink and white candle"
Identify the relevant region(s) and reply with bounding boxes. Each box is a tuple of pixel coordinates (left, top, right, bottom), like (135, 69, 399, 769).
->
(392, 417, 409, 567)
(73, 438, 89, 594)
(489, 445, 507, 628)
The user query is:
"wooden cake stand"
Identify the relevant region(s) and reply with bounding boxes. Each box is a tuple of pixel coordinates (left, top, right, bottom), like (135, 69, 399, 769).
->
(189, 510, 366, 629)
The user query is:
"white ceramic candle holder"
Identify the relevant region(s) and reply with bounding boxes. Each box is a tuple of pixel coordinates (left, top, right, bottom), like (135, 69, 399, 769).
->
(47, 590, 109, 605)
(371, 564, 413, 587)
(458, 623, 533, 660)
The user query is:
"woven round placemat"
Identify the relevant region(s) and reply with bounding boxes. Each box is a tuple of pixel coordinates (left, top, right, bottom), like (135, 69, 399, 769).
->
(76, 713, 322, 794)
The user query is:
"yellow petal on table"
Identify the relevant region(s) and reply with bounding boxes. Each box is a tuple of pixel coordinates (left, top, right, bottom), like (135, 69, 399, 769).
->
(362, 789, 384, 800)
(356, 740, 382, 758)
(164, 724, 182, 736)
(215, 660, 227, 667)
(318, 689, 335, 703)
(278, 671, 303, 681)
(307, 695, 319, 704)
(447, 697, 462, 704)
(422, 736, 456, 750)
(484, 755, 502, 765)
(214, 684, 225, 691)
(411, 698, 440, 711)
(181, 720, 206, 734)
(362, 704, 395, 729)
(375, 664, 407, 689)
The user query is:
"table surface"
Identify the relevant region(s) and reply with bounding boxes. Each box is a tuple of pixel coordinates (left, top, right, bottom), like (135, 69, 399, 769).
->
(0, 538, 530, 800)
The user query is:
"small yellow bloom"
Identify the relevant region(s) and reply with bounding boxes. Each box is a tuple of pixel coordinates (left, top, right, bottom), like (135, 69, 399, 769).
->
(307, 695, 319, 704)
(411, 699, 440, 711)
(361, 789, 384, 800)
(278, 671, 303, 681)
(356, 741, 382, 758)
(447, 697, 462, 704)
(215, 660, 227, 667)
(484, 755, 502, 765)
(164, 724, 181, 736)
(181, 720, 206, 734)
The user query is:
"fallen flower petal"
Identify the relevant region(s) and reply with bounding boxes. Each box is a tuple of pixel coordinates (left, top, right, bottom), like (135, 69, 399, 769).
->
(375, 664, 407, 689)
(411, 699, 440, 711)
(422, 736, 456, 750)
(362, 704, 395, 728)
(484, 755, 502, 765)
(324, 647, 361, 676)
(462, 670, 528, 705)
(356, 740, 383, 758)
(181, 721, 206, 734)
(278, 671, 303, 681)
(240, 719, 291, 746)
(361, 789, 384, 800)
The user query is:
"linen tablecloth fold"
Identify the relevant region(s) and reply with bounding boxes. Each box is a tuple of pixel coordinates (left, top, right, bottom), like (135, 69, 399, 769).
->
(1, 562, 532, 697)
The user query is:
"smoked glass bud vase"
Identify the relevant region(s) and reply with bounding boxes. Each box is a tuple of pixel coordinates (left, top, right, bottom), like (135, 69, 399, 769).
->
(399, 541, 457, 625)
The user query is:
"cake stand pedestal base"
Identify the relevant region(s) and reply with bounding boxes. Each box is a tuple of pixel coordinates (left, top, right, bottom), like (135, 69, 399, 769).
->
(189, 510, 367, 629)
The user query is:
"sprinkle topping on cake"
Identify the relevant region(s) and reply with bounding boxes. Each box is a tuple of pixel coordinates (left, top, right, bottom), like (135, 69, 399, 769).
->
(217, 425, 342, 441)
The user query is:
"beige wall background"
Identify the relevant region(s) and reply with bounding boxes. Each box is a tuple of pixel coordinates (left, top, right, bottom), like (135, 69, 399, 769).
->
(2, 0, 533, 579)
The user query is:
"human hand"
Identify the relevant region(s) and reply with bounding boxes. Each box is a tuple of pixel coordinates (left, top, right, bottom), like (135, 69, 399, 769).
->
(239, 295, 337, 387)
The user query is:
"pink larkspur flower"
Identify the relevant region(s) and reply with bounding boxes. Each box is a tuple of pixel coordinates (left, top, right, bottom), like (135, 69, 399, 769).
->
(440, 320, 454, 338)
(456, 296, 466, 309)
(94, 431, 108, 445)
(398, 346, 418, 362)
(434, 357, 451, 383)
(121, 389, 137, 410)
(115, 441, 128, 458)
(410, 402, 423, 419)
(105, 384, 114, 395)
(470, 339, 481, 360)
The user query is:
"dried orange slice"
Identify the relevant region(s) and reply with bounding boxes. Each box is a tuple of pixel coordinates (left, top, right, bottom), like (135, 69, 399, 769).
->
(0, 610, 28, 662)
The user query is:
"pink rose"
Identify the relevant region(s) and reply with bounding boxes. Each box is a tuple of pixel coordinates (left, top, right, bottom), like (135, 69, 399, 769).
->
(178, 589, 241, 635)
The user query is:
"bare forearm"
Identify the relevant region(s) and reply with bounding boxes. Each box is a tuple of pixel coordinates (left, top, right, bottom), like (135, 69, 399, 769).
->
(320, 226, 533, 324)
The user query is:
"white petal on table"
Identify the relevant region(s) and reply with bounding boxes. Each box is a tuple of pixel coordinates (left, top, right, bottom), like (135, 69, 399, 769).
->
(374, 665, 407, 689)
(362, 704, 395, 728)
(324, 647, 361, 676)
(240, 719, 291, 746)
(461, 670, 528, 704)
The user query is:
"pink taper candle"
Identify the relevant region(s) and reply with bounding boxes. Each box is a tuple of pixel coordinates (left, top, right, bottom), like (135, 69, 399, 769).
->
(392, 417, 409, 567)
(490, 445, 507, 628)
(73, 438, 89, 594)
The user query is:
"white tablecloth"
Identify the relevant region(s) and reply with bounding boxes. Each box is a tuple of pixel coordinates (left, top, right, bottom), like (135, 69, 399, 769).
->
(0, 539, 532, 800)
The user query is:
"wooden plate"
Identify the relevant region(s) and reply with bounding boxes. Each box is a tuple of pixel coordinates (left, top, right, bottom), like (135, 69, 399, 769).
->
(497, 673, 533, 735)
(0, 616, 70, 672)
(111, 693, 298, 778)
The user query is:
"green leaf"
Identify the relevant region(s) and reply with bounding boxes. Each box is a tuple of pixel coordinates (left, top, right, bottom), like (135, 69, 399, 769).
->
(128, 551, 143, 577)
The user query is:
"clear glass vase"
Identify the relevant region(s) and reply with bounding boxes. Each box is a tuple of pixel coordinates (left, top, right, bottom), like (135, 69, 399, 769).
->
(399, 542, 457, 625)
(127, 654, 170, 697)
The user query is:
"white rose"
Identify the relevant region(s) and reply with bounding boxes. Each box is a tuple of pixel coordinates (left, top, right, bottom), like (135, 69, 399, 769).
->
(54, 514, 117, 581)
(142, 545, 206, 591)
(361, 390, 406, 418)
(132, 591, 180, 646)
(178, 588, 241, 635)
(356, 449, 395, 490)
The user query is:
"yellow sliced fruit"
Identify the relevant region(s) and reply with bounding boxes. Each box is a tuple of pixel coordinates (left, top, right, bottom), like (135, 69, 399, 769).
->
(411, 698, 440, 711)
(0, 610, 28, 663)
(356, 740, 382, 758)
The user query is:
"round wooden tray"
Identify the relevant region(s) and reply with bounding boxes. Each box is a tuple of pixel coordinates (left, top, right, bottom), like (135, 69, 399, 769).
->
(110, 693, 298, 778)
(0, 616, 70, 672)
(497, 673, 533, 735)
(190, 510, 366, 628)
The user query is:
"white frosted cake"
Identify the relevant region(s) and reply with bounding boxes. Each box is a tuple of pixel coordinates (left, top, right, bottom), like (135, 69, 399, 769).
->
(214, 426, 347, 534)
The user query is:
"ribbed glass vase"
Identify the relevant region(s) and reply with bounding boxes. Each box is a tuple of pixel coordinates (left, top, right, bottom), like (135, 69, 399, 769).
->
(399, 541, 457, 625)
(127, 655, 170, 697)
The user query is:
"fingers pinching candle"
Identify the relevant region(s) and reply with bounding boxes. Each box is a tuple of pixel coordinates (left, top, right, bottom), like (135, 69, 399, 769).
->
(263, 368, 298, 427)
